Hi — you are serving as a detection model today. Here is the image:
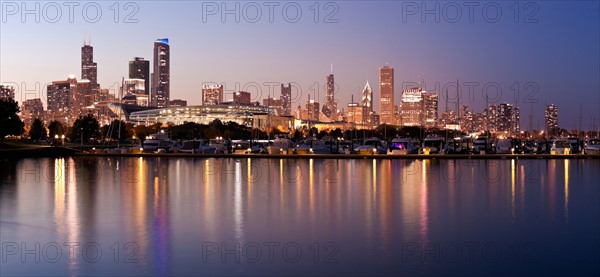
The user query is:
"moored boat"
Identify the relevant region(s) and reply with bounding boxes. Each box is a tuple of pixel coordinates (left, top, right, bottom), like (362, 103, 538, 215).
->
(355, 137, 387, 155)
(388, 137, 417, 155)
(551, 138, 571, 154)
(421, 136, 445, 154)
(584, 138, 600, 155)
(179, 140, 217, 154)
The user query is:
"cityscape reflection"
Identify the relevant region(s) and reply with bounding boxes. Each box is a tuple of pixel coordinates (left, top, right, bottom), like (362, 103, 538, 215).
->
(0, 157, 598, 276)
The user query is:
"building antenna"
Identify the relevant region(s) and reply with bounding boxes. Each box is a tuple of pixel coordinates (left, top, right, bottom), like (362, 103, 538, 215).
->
(330, 64, 333, 74)
(456, 80, 460, 121)
(579, 104, 583, 137)
(485, 93, 489, 131)
(445, 89, 449, 112)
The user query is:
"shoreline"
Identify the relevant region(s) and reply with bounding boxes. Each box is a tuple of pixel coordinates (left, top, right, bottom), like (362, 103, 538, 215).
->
(2, 147, 599, 159)
(75, 153, 600, 159)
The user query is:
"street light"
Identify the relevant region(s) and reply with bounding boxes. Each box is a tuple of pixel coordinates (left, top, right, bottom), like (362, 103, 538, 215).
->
(61, 134, 65, 146)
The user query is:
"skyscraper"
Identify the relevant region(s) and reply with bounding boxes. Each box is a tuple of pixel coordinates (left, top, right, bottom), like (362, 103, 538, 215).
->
(545, 104, 559, 136)
(361, 81, 373, 126)
(485, 104, 498, 131)
(306, 95, 320, 122)
(202, 84, 223, 105)
(379, 66, 394, 125)
(400, 87, 423, 126)
(497, 103, 513, 133)
(47, 76, 77, 124)
(76, 79, 94, 112)
(81, 39, 100, 106)
(512, 107, 520, 133)
(322, 74, 337, 119)
(423, 92, 438, 128)
(347, 95, 364, 125)
(281, 83, 292, 116)
(129, 57, 150, 95)
(152, 38, 170, 108)
(81, 42, 97, 84)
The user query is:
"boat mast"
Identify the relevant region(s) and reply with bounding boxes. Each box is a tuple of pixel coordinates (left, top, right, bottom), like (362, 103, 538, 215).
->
(117, 77, 124, 148)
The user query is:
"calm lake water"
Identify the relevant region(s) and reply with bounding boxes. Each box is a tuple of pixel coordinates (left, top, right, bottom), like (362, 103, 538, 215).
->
(0, 157, 598, 276)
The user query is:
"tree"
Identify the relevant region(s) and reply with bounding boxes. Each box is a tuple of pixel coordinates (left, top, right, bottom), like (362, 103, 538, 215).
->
(0, 98, 24, 142)
(330, 128, 343, 139)
(101, 120, 131, 141)
(71, 114, 100, 144)
(29, 118, 47, 140)
(134, 124, 158, 141)
(48, 120, 65, 138)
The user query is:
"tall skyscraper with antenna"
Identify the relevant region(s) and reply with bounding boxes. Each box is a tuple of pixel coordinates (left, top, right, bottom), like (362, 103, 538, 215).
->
(322, 73, 337, 119)
(81, 35, 97, 84)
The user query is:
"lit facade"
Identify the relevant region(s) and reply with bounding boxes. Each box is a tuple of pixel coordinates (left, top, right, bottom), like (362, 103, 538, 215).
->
(379, 66, 394, 125)
(0, 84, 15, 99)
(129, 103, 275, 126)
(233, 91, 251, 104)
(263, 97, 283, 116)
(46, 76, 77, 124)
(281, 83, 292, 116)
(21, 98, 45, 126)
(252, 115, 294, 133)
(485, 104, 497, 131)
(322, 74, 337, 119)
(81, 43, 97, 84)
(129, 57, 150, 95)
(306, 98, 320, 122)
(123, 79, 146, 96)
(361, 81, 373, 126)
(440, 109, 457, 129)
(545, 104, 559, 136)
(423, 91, 438, 128)
(76, 79, 95, 111)
(400, 88, 423, 126)
(497, 103, 513, 133)
(152, 38, 170, 108)
(512, 107, 520, 133)
(202, 84, 223, 105)
(346, 101, 364, 125)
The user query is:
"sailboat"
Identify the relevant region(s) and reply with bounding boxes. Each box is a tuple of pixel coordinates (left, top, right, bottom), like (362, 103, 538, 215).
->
(103, 78, 128, 153)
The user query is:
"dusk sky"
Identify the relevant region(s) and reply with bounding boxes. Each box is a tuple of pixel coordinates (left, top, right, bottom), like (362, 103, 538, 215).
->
(1, 1, 599, 130)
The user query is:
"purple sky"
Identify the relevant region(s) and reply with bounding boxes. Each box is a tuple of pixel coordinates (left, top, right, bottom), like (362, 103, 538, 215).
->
(1, 1, 599, 130)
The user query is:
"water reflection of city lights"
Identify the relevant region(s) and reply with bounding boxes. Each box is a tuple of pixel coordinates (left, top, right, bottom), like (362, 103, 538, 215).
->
(564, 159, 569, 221)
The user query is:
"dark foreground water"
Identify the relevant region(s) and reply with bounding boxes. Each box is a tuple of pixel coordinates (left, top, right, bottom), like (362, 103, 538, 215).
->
(0, 157, 598, 276)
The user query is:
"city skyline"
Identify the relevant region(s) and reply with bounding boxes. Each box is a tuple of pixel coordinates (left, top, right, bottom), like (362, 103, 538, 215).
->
(1, 36, 596, 133)
(1, 1, 599, 129)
